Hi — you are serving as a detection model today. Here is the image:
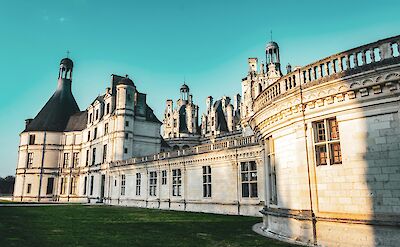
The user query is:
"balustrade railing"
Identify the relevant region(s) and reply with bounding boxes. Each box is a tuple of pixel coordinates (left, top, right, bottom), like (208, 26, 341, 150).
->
(110, 135, 258, 167)
(254, 35, 400, 112)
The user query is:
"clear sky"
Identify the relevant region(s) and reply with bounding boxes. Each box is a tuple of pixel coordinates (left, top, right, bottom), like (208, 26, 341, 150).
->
(0, 0, 399, 176)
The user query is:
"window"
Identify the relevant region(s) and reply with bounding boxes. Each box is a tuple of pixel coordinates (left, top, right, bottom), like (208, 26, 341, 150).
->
(63, 153, 69, 168)
(93, 128, 97, 139)
(203, 166, 211, 198)
(314, 118, 342, 166)
(95, 109, 99, 120)
(104, 123, 109, 134)
(90, 175, 94, 196)
(89, 113, 93, 123)
(125, 133, 129, 139)
(106, 103, 110, 114)
(29, 134, 35, 145)
(87, 131, 90, 142)
(121, 174, 126, 196)
(124, 148, 128, 154)
(60, 177, 67, 194)
(70, 177, 77, 195)
(172, 169, 181, 196)
(149, 171, 157, 196)
(92, 148, 96, 166)
(27, 152, 33, 168)
(85, 150, 89, 166)
(46, 177, 54, 195)
(136, 173, 141, 196)
(241, 161, 258, 198)
(72, 152, 79, 168)
(27, 184, 32, 194)
(266, 137, 277, 204)
(125, 121, 129, 127)
(161, 170, 167, 185)
(127, 93, 132, 101)
(103, 144, 107, 163)
(83, 176, 87, 195)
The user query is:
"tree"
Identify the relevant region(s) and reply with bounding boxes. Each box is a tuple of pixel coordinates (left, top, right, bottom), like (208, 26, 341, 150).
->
(0, 176, 15, 195)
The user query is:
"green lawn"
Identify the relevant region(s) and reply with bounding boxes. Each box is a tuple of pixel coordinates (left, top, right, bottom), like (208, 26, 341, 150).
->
(0, 205, 294, 247)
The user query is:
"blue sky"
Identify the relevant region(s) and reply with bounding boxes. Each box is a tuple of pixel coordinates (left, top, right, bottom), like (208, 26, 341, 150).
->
(0, 0, 399, 176)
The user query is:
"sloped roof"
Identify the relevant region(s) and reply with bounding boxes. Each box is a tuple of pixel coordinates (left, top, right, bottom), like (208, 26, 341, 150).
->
(64, 111, 88, 131)
(213, 100, 228, 132)
(24, 79, 80, 132)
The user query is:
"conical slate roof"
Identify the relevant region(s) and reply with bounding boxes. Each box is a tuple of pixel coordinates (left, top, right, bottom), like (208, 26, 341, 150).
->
(24, 78, 80, 132)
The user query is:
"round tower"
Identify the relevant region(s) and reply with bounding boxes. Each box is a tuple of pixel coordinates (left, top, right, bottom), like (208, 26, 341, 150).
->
(59, 58, 73, 80)
(180, 83, 189, 101)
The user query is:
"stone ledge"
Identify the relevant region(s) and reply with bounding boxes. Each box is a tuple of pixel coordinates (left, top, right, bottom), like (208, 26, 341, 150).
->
(252, 223, 312, 246)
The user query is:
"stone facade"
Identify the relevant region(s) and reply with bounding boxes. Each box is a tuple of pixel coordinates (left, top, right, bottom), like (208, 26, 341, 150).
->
(250, 35, 400, 246)
(200, 95, 241, 137)
(162, 83, 201, 149)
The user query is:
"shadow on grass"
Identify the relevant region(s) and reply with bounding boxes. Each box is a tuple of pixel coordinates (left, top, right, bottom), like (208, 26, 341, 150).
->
(0, 205, 296, 247)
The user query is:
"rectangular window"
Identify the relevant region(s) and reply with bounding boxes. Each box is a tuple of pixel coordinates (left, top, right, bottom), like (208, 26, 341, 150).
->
(89, 113, 92, 123)
(106, 103, 110, 114)
(124, 148, 128, 154)
(27, 183, 32, 194)
(149, 171, 157, 196)
(102, 144, 107, 163)
(161, 170, 167, 185)
(95, 109, 99, 120)
(72, 152, 79, 168)
(60, 177, 67, 194)
(202, 166, 211, 198)
(46, 177, 54, 195)
(125, 133, 129, 139)
(87, 131, 90, 142)
(29, 134, 35, 145)
(92, 148, 96, 166)
(104, 123, 109, 134)
(94, 128, 97, 139)
(121, 174, 126, 196)
(136, 173, 141, 196)
(85, 150, 89, 166)
(314, 118, 342, 166)
(90, 175, 94, 196)
(83, 176, 87, 195)
(241, 161, 258, 198)
(27, 152, 34, 168)
(125, 121, 129, 127)
(70, 177, 77, 195)
(266, 137, 277, 204)
(63, 153, 69, 168)
(172, 169, 182, 196)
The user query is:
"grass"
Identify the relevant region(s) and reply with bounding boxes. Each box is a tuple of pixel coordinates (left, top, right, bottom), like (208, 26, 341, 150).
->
(0, 205, 295, 247)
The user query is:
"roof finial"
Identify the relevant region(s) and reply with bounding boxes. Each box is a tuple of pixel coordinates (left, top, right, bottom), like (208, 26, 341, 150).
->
(66, 50, 70, 58)
(270, 30, 273, 41)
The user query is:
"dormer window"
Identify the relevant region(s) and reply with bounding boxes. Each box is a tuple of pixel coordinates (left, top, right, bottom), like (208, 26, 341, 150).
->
(89, 113, 93, 123)
(29, 134, 35, 145)
(95, 109, 99, 120)
(106, 103, 110, 114)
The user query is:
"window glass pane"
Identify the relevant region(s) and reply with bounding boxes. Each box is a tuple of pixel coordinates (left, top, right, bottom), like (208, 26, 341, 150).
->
(250, 183, 258, 197)
(242, 183, 249, 197)
(316, 145, 328, 165)
(250, 161, 257, 171)
(250, 172, 257, 181)
(316, 121, 326, 142)
(330, 143, 342, 164)
(329, 118, 340, 140)
(241, 173, 249, 181)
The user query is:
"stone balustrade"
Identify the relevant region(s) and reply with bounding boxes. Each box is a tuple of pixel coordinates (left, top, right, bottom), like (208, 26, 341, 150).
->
(254, 35, 400, 112)
(110, 135, 258, 167)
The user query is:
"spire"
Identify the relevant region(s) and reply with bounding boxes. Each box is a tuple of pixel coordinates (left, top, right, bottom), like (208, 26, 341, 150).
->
(24, 57, 80, 132)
